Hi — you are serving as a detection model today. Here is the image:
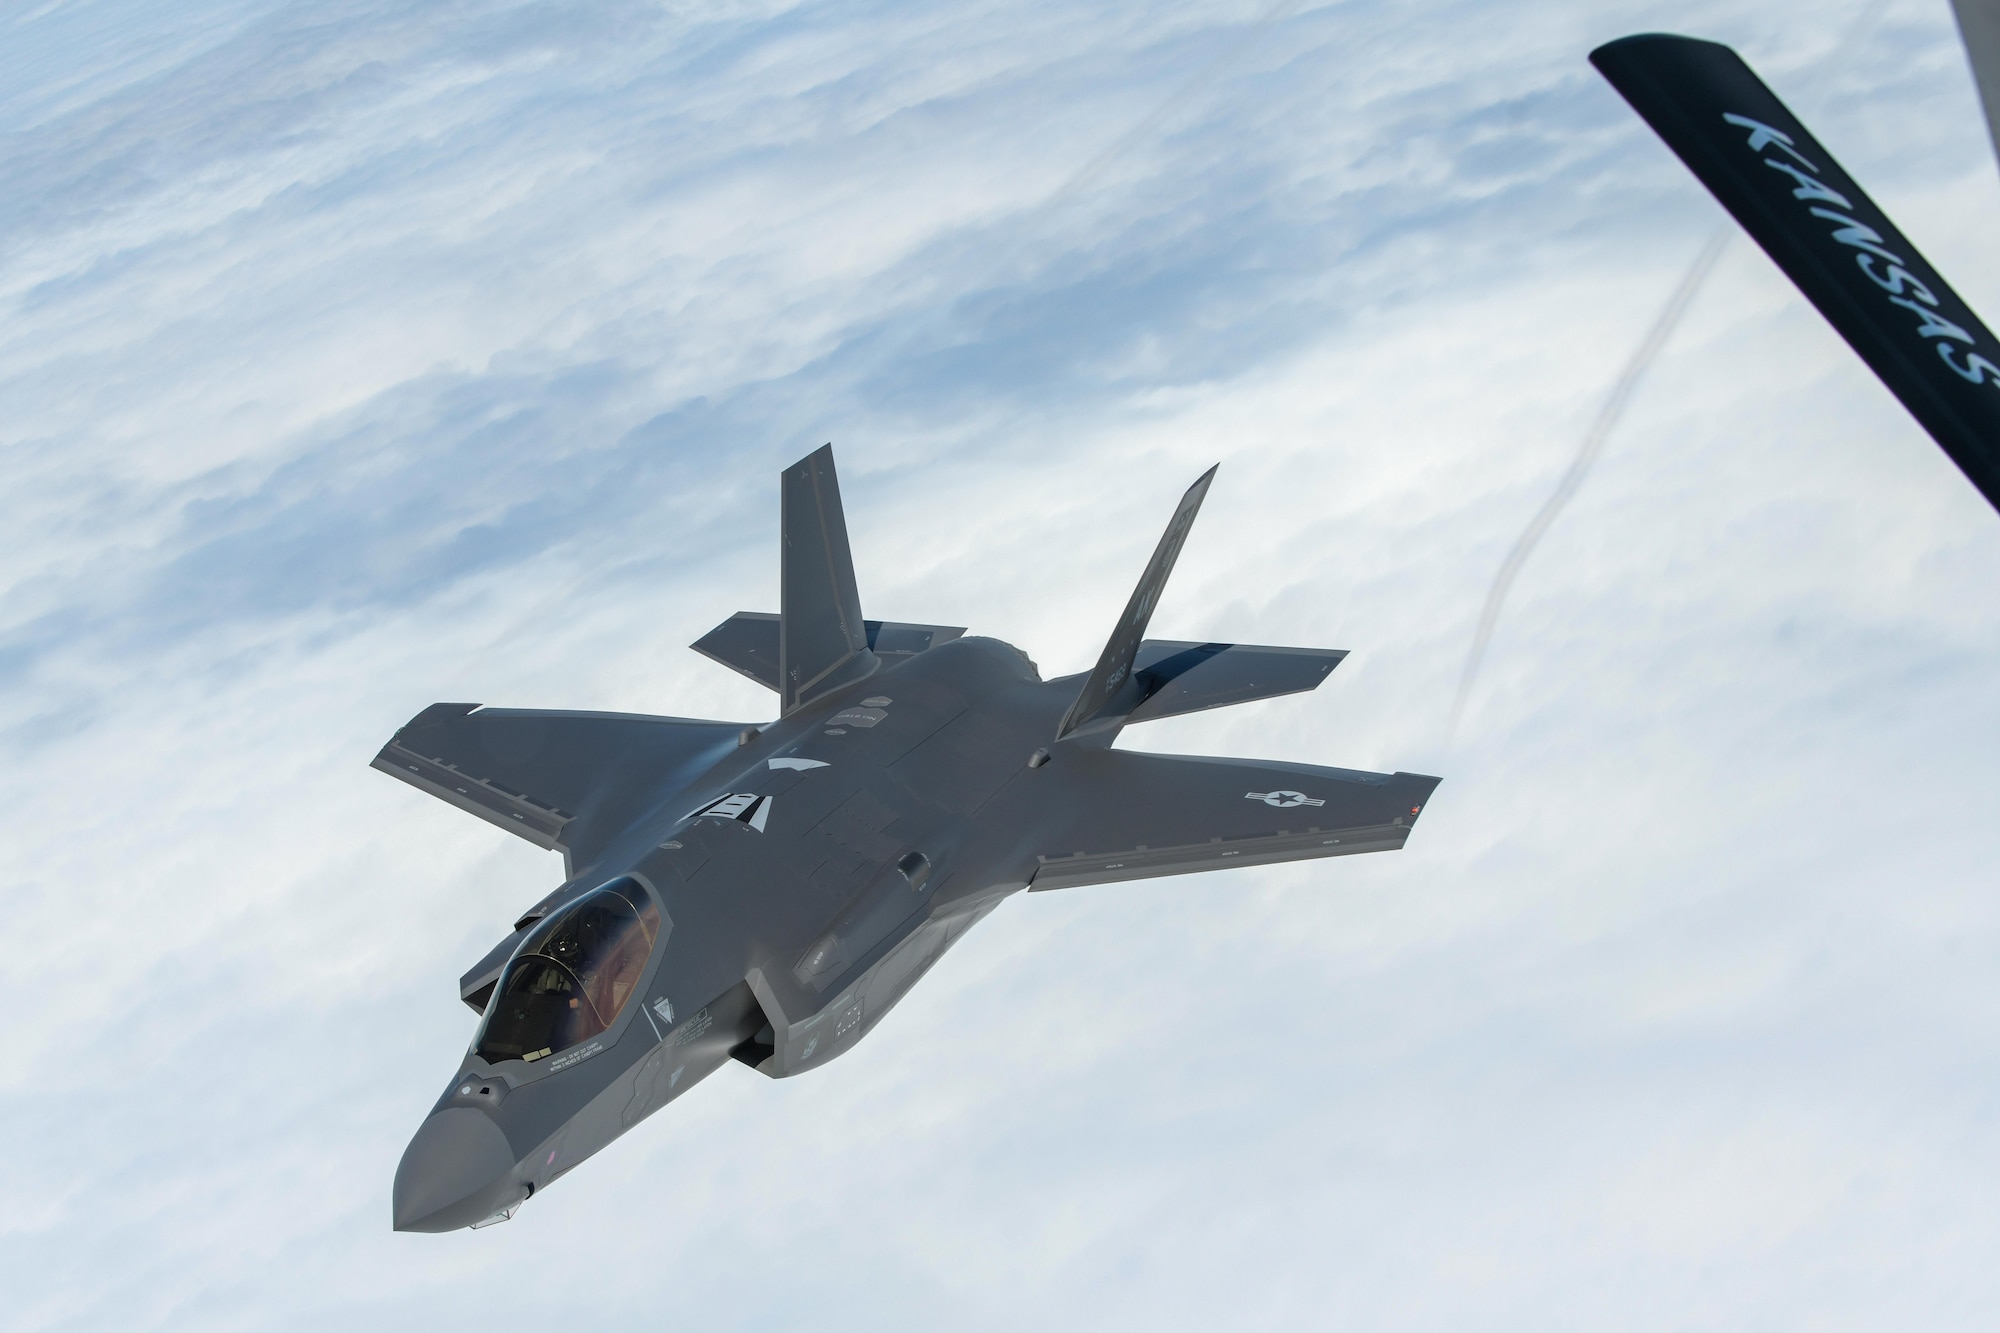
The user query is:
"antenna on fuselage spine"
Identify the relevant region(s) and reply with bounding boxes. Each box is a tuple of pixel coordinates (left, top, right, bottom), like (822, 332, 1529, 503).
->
(779, 445, 877, 715)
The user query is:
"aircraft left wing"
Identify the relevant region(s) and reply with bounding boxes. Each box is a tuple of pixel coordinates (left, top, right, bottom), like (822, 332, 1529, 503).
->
(373, 704, 747, 871)
(1027, 749, 1440, 891)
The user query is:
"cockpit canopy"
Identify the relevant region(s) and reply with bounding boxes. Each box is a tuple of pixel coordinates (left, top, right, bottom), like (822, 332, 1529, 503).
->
(475, 879, 660, 1065)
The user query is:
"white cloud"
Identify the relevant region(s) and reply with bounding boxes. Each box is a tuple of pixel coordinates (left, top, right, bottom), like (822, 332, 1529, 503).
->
(4, 0, 1999, 1327)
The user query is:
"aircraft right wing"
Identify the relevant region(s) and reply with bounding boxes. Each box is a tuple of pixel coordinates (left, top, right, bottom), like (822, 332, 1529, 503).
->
(1026, 749, 1441, 891)
(372, 703, 748, 872)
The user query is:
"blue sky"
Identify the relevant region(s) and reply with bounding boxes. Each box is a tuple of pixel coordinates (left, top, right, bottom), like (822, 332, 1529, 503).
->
(4, 0, 1999, 1327)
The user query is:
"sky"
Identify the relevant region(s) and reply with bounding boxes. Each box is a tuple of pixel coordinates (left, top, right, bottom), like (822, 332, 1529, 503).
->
(3, 0, 1998, 1327)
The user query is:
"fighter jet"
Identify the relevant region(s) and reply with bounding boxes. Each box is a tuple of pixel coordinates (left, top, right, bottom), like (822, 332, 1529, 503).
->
(379, 446, 1441, 1232)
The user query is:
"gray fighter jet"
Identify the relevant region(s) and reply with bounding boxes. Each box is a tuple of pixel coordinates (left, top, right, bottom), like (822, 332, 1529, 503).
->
(380, 446, 1441, 1232)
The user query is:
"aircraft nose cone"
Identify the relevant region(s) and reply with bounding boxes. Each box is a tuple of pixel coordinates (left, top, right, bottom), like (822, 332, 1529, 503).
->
(392, 1107, 520, 1232)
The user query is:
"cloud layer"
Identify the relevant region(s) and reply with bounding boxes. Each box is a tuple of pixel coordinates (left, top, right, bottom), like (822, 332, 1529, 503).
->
(4, 0, 1999, 1328)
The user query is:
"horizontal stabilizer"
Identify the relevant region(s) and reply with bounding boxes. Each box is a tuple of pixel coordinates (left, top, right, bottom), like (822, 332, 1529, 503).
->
(1592, 34, 2000, 512)
(1027, 749, 1439, 891)
(373, 703, 746, 871)
(1049, 639, 1346, 732)
(693, 612, 967, 692)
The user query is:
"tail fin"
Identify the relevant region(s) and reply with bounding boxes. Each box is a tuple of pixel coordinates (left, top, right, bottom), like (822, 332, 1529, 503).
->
(1054, 465, 1217, 742)
(781, 445, 877, 714)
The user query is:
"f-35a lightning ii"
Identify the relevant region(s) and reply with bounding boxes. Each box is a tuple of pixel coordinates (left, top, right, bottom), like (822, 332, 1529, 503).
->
(379, 446, 1441, 1232)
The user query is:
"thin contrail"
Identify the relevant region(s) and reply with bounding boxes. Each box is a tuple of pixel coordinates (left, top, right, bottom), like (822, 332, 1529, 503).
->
(1441, 0, 1894, 751)
(1091, 3, 1850, 754)
(1443, 225, 1730, 747)
(1041, 0, 1307, 211)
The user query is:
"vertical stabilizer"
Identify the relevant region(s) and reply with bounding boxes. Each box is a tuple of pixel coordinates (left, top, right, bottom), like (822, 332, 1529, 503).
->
(781, 445, 876, 714)
(1954, 0, 2000, 174)
(1054, 465, 1217, 742)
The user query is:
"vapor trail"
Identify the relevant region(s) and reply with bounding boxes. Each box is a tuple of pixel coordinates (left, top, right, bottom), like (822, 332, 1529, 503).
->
(1041, 0, 1307, 210)
(1443, 226, 1730, 747)
(1440, 0, 1891, 751)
